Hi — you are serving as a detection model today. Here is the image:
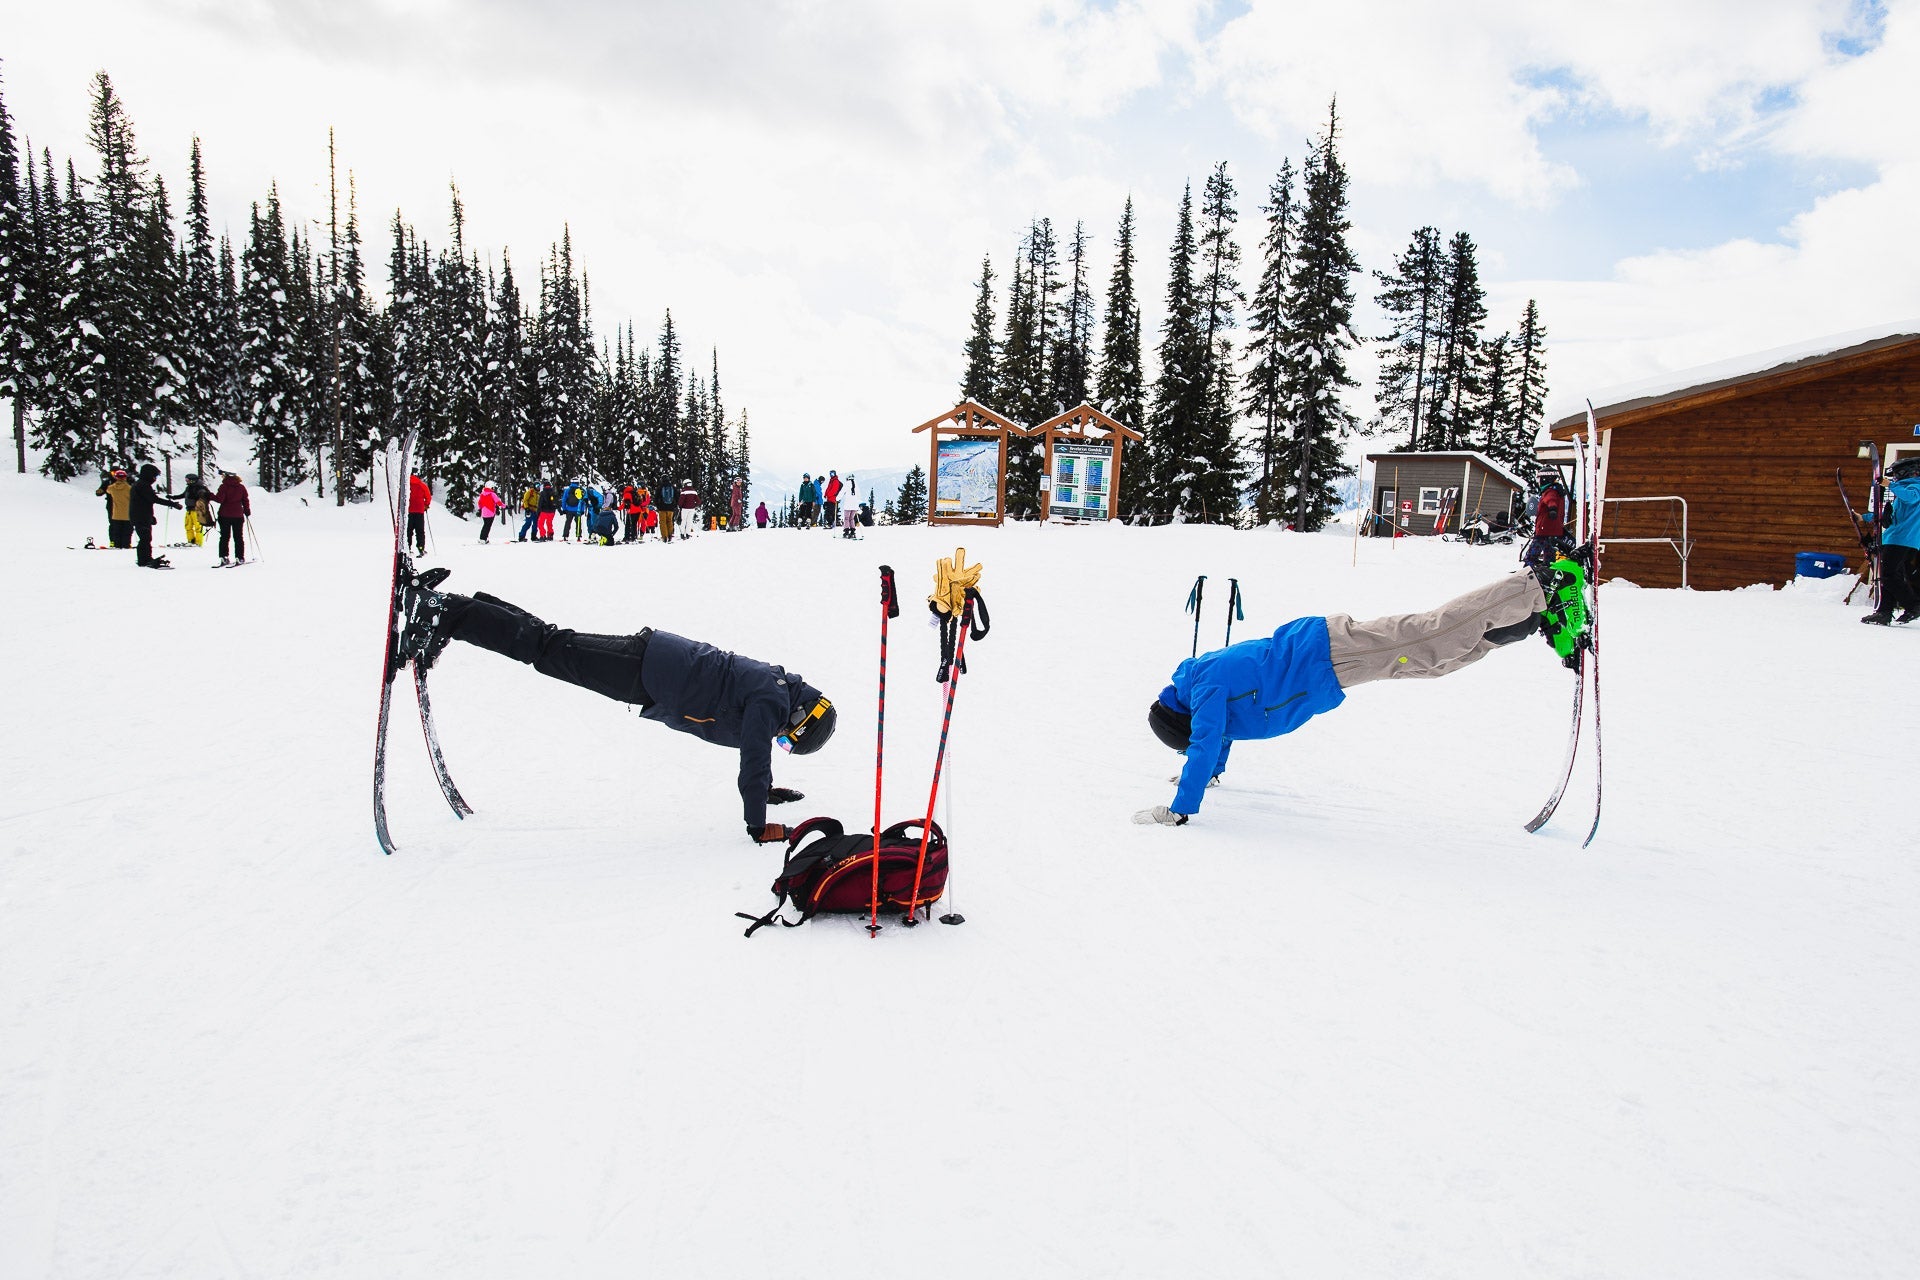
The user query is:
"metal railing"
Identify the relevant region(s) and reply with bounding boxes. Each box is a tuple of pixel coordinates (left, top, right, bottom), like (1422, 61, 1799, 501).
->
(1601, 495, 1692, 588)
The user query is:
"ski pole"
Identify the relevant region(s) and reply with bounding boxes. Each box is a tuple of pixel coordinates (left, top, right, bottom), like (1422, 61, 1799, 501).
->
(245, 516, 262, 561)
(1224, 578, 1244, 646)
(907, 591, 976, 926)
(869, 565, 900, 938)
(1186, 575, 1206, 658)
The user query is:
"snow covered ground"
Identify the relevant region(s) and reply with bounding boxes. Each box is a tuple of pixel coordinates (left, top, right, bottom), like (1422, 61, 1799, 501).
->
(2, 463, 1915, 1279)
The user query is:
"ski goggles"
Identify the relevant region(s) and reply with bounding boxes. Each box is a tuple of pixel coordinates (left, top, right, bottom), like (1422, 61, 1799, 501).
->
(777, 696, 834, 754)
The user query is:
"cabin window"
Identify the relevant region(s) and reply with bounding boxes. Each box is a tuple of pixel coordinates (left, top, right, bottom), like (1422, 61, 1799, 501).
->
(1418, 487, 1441, 514)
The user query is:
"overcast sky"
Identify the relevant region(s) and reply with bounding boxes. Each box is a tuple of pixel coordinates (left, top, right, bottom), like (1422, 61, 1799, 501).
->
(6, 0, 1915, 474)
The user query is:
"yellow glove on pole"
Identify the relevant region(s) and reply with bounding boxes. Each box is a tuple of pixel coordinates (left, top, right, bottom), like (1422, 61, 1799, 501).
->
(927, 547, 982, 618)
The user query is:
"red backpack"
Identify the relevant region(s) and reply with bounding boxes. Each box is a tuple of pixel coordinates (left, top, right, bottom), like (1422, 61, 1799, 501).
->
(737, 817, 947, 936)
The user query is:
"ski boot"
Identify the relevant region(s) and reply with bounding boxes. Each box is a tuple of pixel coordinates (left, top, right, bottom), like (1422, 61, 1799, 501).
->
(1538, 557, 1591, 669)
(1861, 610, 1892, 626)
(1898, 608, 1918, 625)
(391, 566, 456, 677)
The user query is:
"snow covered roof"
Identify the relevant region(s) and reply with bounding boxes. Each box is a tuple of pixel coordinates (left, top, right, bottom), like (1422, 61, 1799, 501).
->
(1547, 320, 1920, 434)
(1362, 450, 1529, 492)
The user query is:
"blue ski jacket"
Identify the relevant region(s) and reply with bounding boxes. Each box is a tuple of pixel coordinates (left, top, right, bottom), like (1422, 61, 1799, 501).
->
(1160, 618, 1346, 816)
(560, 483, 587, 514)
(1881, 475, 1920, 550)
(638, 630, 823, 831)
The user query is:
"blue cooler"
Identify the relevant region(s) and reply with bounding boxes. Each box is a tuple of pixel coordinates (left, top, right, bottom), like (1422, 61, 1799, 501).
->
(1795, 552, 1847, 579)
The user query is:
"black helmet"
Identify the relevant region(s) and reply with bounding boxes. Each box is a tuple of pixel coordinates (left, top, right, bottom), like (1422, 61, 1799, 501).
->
(778, 693, 837, 755)
(139, 463, 161, 481)
(1891, 457, 1920, 481)
(1148, 699, 1192, 753)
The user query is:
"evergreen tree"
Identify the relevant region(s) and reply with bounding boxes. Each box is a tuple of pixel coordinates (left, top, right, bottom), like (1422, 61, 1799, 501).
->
(1476, 331, 1514, 462)
(215, 233, 242, 422)
(239, 188, 304, 489)
(1051, 220, 1094, 410)
(32, 161, 106, 479)
(1095, 196, 1145, 516)
(1370, 224, 1444, 450)
(959, 254, 996, 406)
(482, 249, 531, 487)
(1241, 162, 1295, 524)
(1186, 161, 1246, 521)
(894, 463, 928, 522)
(1145, 183, 1206, 520)
(140, 176, 189, 465)
(1424, 230, 1488, 451)
(85, 72, 158, 463)
(180, 138, 224, 477)
(1279, 103, 1360, 531)
(648, 307, 682, 489)
(1510, 300, 1549, 476)
(0, 62, 28, 471)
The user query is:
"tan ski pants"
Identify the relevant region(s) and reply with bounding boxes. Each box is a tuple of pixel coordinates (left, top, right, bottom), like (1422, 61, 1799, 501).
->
(1327, 573, 1546, 689)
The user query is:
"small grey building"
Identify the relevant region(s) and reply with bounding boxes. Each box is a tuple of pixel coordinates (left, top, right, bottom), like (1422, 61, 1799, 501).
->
(1362, 452, 1527, 537)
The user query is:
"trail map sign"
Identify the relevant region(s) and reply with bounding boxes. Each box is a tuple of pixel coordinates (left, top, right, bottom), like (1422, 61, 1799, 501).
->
(911, 401, 1018, 527)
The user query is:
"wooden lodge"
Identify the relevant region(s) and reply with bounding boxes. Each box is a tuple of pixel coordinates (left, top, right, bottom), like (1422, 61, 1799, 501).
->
(1548, 325, 1920, 590)
(1361, 452, 1527, 537)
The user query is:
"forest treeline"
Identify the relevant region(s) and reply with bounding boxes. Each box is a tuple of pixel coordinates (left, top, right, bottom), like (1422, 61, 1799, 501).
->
(957, 102, 1549, 529)
(0, 66, 749, 513)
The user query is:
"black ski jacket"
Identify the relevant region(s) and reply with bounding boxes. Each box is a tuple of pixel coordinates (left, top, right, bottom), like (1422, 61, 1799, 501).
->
(130, 477, 181, 526)
(636, 630, 821, 831)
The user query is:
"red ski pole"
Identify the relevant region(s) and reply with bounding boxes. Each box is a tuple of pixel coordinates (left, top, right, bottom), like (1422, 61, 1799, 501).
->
(869, 566, 899, 937)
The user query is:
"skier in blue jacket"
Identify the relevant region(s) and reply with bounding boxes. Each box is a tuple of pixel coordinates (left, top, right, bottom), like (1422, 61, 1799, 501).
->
(390, 572, 836, 842)
(1136, 562, 1591, 825)
(1863, 457, 1920, 625)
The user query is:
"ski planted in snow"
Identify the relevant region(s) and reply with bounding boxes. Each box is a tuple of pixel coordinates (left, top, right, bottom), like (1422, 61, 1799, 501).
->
(374, 430, 471, 855)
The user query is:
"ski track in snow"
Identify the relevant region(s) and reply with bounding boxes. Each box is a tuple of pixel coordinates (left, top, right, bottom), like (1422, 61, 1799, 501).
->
(2, 466, 1917, 1278)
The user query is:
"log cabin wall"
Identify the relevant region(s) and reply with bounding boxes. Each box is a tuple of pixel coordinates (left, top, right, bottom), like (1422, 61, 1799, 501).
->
(1561, 345, 1920, 591)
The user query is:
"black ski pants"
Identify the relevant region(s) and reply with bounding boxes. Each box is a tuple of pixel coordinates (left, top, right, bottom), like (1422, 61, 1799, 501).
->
(407, 511, 427, 555)
(136, 519, 157, 565)
(1882, 544, 1919, 616)
(219, 516, 246, 560)
(446, 593, 653, 706)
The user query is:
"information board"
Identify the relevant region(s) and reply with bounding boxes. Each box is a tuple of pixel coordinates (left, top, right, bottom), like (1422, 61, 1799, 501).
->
(934, 437, 1002, 518)
(1050, 441, 1111, 521)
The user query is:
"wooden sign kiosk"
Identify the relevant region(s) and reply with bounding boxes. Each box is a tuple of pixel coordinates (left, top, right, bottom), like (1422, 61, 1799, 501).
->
(1031, 403, 1140, 522)
(911, 401, 1018, 528)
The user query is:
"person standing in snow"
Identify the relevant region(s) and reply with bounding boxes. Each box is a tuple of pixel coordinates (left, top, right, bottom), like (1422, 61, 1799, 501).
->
(1134, 558, 1593, 826)
(129, 463, 182, 569)
(407, 473, 432, 556)
(390, 570, 837, 842)
(822, 470, 843, 529)
(559, 481, 586, 541)
(755, 500, 769, 530)
(797, 474, 816, 528)
(537, 481, 559, 540)
(517, 484, 540, 542)
(172, 473, 216, 548)
(476, 484, 502, 543)
(677, 479, 702, 539)
(1863, 457, 1920, 625)
(96, 469, 134, 548)
(730, 478, 745, 533)
(619, 483, 642, 543)
(215, 470, 251, 565)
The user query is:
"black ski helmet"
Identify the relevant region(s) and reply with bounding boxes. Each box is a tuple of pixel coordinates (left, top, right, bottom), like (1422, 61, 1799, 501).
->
(139, 463, 161, 481)
(1148, 699, 1192, 753)
(779, 691, 837, 755)
(1891, 457, 1920, 481)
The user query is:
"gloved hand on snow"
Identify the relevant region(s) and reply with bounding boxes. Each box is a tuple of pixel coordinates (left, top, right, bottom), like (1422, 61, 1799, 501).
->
(767, 787, 805, 805)
(750, 823, 789, 844)
(1132, 805, 1189, 827)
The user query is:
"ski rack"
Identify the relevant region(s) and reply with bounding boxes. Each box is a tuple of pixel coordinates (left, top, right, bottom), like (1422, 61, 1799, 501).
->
(1598, 495, 1692, 588)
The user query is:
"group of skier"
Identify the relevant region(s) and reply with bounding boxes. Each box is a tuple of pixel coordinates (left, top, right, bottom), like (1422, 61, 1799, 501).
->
(93, 465, 252, 568)
(401, 476, 773, 552)
(795, 470, 866, 535)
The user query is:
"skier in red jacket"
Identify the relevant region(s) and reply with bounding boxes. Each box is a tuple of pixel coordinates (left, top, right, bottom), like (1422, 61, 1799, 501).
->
(407, 474, 432, 555)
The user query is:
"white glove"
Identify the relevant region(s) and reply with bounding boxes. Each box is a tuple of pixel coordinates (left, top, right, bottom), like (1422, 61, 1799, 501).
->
(1132, 805, 1189, 827)
(1167, 774, 1223, 788)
